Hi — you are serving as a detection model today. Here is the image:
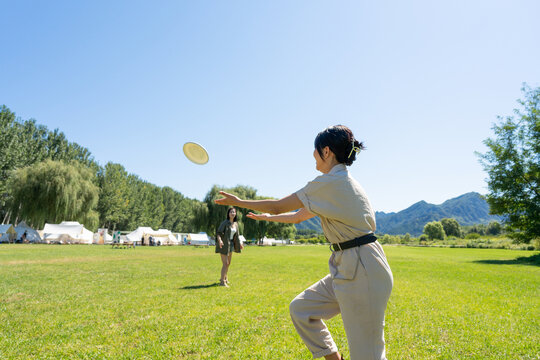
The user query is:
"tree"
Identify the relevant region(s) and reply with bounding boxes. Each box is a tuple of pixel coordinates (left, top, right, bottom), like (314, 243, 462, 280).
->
(440, 218, 462, 238)
(97, 162, 131, 230)
(478, 85, 540, 243)
(6, 160, 99, 230)
(423, 221, 445, 240)
(202, 185, 296, 241)
(486, 221, 503, 236)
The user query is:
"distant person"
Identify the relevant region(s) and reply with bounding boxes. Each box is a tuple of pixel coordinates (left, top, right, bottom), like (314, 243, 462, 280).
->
(215, 125, 393, 360)
(216, 207, 243, 287)
(22, 231, 28, 243)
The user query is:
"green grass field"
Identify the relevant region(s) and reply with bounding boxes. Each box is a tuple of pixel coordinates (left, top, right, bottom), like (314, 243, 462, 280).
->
(1, 245, 538, 359)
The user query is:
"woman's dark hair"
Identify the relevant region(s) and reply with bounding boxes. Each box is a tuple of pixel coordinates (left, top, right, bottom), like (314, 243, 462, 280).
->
(315, 125, 365, 166)
(227, 207, 238, 222)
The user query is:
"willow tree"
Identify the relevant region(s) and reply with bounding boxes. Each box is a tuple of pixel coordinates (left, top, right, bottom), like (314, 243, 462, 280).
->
(6, 160, 99, 230)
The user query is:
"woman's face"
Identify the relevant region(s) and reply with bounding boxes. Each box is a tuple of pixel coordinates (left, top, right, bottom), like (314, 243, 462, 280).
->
(313, 148, 325, 172)
(228, 208, 236, 220)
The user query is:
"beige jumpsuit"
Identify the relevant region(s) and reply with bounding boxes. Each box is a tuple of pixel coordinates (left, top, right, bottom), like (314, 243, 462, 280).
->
(292, 164, 393, 360)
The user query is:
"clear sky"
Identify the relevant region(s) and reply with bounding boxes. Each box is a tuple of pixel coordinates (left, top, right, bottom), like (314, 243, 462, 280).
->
(2, 1, 539, 213)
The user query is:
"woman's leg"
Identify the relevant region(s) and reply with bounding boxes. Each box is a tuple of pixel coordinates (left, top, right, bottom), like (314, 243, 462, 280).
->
(289, 274, 342, 359)
(333, 245, 393, 360)
(220, 254, 230, 285)
(225, 253, 232, 283)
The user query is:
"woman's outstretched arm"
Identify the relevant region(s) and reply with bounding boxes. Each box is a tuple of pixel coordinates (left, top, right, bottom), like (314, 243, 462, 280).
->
(246, 208, 315, 224)
(214, 191, 303, 215)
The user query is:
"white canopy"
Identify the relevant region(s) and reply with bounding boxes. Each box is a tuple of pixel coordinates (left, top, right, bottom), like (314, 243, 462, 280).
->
(125, 227, 178, 245)
(187, 233, 210, 245)
(94, 229, 113, 244)
(42, 221, 94, 244)
(14, 221, 42, 243)
(261, 236, 276, 246)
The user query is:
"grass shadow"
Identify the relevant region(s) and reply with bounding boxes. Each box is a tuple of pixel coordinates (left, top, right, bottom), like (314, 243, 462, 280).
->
(180, 282, 220, 290)
(474, 253, 540, 267)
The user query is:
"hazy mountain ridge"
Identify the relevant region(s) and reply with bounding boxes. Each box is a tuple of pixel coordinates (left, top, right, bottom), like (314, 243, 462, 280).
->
(295, 192, 502, 236)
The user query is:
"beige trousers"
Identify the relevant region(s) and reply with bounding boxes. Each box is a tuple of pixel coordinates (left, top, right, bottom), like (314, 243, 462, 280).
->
(289, 242, 393, 360)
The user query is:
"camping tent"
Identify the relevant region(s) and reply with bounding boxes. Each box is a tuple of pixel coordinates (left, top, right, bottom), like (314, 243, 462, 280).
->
(125, 227, 178, 245)
(14, 221, 42, 243)
(0, 224, 17, 243)
(42, 221, 94, 244)
(187, 233, 210, 246)
(93, 229, 113, 244)
(261, 236, 276, 246)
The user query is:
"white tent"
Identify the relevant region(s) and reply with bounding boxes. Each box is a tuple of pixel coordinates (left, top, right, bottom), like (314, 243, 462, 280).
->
(239, 235, 246, 244)
(154, 229, 179, 245)
(187, 233, 210, 246)
(14, 221, 42, 243)
(42, 221, 94, 244)
(126, 227, 154, 244)
(261, 236, 276, 246)
(0, 224, 17, 243)
(125, 227, 178, 245)
(93, 229, 113, 244)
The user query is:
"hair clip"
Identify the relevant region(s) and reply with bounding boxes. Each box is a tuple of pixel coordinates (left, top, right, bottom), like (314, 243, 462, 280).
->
(348, 145, 361, 159)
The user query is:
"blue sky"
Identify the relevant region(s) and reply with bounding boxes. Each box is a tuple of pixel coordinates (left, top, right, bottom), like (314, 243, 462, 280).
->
(2, 1, 539, 213)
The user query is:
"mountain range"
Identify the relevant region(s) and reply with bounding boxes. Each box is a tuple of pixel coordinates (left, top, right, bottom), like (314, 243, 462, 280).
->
(295, 192, 502, 236)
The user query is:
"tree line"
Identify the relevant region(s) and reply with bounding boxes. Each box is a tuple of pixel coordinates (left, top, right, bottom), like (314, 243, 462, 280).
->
(1, 84, 538, 243)
(0, 106, 295, 240)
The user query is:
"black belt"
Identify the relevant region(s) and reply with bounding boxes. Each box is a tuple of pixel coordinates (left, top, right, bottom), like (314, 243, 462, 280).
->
(330, 233, 377, 251)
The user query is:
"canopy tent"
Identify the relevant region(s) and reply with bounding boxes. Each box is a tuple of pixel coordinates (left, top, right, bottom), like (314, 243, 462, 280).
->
(94, 229, 113, 244)
(14, 221, 42, 243)
(187, 233, 210, 246)
(0, 224, 17, 243)
(42, 221, 94, 244)
(261, 236, 276, 246)
(125, 227, 178, 245)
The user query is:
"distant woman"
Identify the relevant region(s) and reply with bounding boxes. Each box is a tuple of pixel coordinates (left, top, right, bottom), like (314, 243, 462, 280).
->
(215, 125, 393, 360)
(216, 207, 243, 287)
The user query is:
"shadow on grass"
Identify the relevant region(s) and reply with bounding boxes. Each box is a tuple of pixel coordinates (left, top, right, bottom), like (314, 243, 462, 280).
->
(474, 253, 540, 267)
(180, 282, 220, 290)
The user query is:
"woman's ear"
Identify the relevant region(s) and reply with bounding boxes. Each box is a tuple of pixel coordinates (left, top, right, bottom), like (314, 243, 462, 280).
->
(323, 146, 331, 160)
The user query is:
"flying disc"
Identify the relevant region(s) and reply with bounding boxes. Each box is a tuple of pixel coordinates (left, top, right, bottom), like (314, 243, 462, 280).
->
(183, 142, 209, 165)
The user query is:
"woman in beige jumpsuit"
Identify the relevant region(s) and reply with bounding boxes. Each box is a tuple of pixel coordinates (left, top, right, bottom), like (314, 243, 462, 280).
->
(215, 125, 393, 360)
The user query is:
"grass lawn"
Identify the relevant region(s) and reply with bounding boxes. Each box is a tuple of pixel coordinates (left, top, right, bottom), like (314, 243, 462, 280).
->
(1, 245, 538, 359)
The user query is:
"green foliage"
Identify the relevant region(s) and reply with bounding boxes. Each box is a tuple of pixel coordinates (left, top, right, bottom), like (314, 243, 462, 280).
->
(97, 163, 131, 230)
(478, 84, 540, 243)
(0, 106, 98, 222)
(6, 160, 99, 230)
(423, 221, 445, 240)
(440, 218, 462, 238)
(486, 221, 503, 236)
(202, 185, 296, 241)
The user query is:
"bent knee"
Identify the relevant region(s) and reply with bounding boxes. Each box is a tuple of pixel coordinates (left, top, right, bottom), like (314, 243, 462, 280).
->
(289, 296, 304, 318)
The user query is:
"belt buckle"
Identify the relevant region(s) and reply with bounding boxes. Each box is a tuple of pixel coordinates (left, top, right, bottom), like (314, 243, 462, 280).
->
(329, 242, 342, 252)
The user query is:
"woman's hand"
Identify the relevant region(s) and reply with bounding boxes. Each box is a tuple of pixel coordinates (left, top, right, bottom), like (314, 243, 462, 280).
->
(240, 243, 244, 250)
(218, 240, 223, 248)
(247, 212, 271, 220)
(214, 191, 240, 206)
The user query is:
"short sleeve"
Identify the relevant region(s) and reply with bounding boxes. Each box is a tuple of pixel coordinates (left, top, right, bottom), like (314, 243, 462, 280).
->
(295, 174, 333, 216)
